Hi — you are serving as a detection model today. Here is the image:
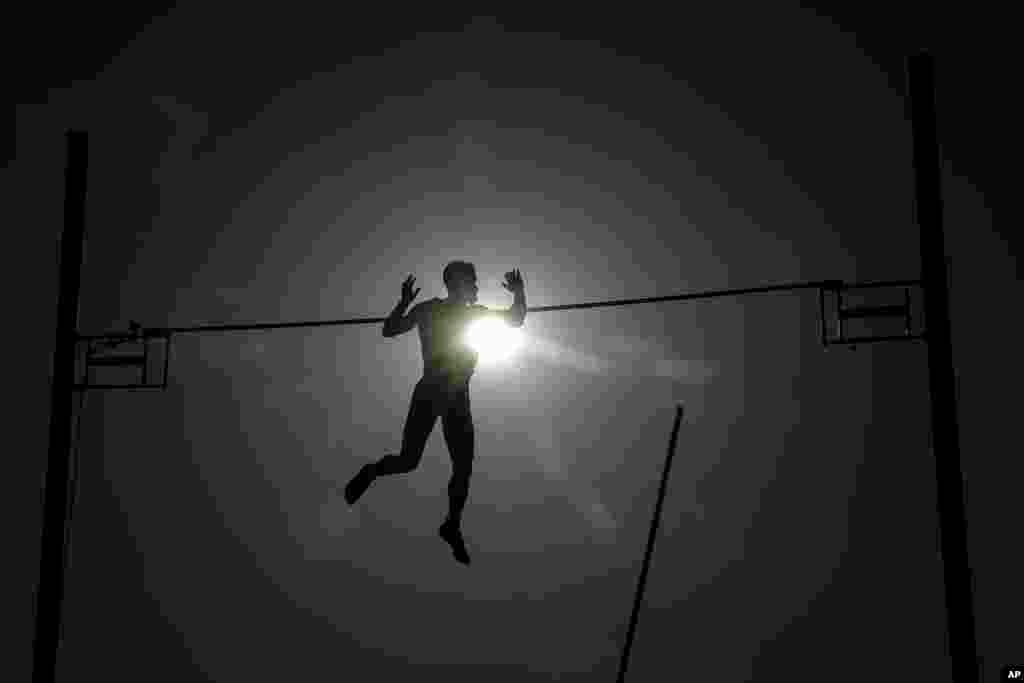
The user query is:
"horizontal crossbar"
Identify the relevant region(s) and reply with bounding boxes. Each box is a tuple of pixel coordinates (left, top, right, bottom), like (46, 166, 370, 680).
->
(74, 278, 922, 341)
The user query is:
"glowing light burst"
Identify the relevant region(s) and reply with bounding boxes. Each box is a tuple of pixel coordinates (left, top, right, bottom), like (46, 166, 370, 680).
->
(463, 316, 524, 364)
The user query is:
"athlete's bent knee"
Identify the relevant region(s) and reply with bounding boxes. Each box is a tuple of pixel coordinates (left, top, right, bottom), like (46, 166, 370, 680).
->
(396, 452, 422, 473)
(377, 452, 420, 475)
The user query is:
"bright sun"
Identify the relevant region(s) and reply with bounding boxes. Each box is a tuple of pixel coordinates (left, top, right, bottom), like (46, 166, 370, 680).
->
(463, 316, 524, 364)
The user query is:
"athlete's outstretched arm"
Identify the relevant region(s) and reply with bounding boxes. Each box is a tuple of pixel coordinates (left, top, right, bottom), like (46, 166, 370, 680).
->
(383, 275, 421, 337)
(502, 268, 527, 327)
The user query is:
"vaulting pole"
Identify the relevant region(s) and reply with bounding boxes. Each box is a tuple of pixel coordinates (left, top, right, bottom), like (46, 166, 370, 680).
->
(33, 129, 88, 683)
(906, 51, 980, 682)
(616, 403, 684, 683)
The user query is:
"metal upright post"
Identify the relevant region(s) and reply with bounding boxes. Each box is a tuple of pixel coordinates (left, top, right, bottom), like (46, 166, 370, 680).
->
(32, 130, 88, 683)
(906, 52, 980, 682)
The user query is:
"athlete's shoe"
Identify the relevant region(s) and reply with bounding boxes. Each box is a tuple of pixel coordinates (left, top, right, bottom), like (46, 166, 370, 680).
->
(344, 464, 375, 505)
(439, 520, 471, 565)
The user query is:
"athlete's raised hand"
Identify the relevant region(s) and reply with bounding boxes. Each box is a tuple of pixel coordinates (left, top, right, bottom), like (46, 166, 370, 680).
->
(502, 268, 524, 294)
(401, 274, 420, 304)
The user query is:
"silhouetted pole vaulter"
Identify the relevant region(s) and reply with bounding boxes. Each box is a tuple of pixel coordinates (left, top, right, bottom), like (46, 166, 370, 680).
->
(907, 51, 980, 683)
(33, 130, 88, 683)
(343, 262, 527, 565)
(617, 403, 684, 683)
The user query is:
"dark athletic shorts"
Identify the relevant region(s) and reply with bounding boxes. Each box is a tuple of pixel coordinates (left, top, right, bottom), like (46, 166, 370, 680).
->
(401, 375, 474, 467)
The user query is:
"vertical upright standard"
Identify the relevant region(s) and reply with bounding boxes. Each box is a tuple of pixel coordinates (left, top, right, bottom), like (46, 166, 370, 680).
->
(32, 130, 88, 683)
(907, 52, 980, 682)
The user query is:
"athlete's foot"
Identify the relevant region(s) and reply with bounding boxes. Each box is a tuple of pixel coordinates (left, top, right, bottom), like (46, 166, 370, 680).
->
(439, 519, 471, 565)
(344, 464, 375, 505)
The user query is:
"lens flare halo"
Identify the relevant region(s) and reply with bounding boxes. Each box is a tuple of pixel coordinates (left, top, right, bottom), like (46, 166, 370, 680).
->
(464, 315, 523, 364)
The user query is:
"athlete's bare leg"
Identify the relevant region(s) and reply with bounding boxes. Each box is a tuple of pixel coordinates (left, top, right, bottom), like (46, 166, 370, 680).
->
(344, 379, 440, 504)
(438, 388, 473, 564)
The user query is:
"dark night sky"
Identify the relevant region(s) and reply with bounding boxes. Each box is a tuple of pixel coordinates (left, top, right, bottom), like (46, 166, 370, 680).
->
(7, 5, 1014, 682)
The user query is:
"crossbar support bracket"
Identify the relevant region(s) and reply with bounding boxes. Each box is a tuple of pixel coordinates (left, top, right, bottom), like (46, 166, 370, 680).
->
(819, 280, 926, 349)
(74, 320, 172, 390)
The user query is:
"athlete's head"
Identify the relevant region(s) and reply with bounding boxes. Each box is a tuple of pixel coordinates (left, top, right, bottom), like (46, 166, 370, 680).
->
(443, 260, 478, 305)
